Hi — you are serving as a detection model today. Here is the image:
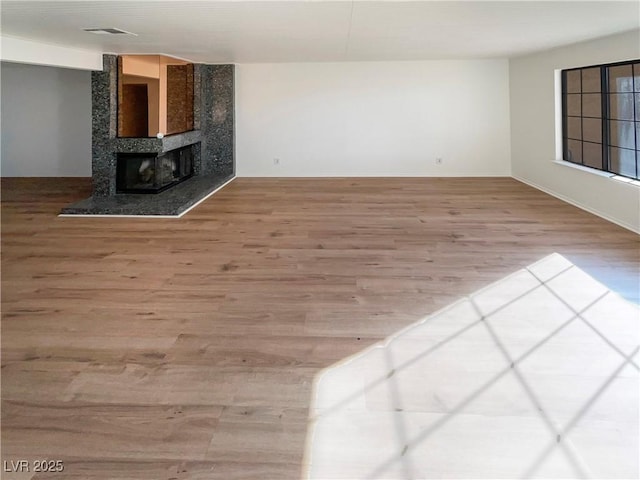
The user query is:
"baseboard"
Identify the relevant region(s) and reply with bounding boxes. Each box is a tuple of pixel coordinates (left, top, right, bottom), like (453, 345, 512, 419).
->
(512, 175, 639, 235)
(236, 173, 512, 178)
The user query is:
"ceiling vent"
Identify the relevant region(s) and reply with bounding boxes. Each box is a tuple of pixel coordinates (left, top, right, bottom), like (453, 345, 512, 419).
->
(83, 28, 137, 36)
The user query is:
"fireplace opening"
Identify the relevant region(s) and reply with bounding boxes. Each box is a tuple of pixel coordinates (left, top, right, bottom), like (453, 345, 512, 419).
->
(117, 144, 194, 194)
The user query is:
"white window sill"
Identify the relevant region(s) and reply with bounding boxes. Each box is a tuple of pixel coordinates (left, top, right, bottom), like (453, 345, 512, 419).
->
(553, 160, 640, 187)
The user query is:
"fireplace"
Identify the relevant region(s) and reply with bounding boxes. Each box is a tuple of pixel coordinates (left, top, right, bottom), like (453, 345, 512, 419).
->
(116, 144, 195, 194)
(60, 58, 235, 216)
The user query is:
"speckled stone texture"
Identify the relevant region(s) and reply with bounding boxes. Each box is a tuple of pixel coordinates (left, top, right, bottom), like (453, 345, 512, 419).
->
(91, 55, 118, 196)
(112, 129, 202, 153)
(201, 65, 235, 178)
(65, 56, 235, 216)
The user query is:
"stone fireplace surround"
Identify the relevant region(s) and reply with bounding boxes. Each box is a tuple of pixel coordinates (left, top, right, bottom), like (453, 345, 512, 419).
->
(61, 55, 235, 216)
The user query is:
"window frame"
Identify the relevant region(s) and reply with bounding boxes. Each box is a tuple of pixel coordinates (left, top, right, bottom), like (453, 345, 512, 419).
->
(561, 59, 639, 181)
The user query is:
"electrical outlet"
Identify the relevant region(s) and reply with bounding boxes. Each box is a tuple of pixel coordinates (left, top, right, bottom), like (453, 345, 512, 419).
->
(273, 158, 280, 165)
(435, 157, 443, 165)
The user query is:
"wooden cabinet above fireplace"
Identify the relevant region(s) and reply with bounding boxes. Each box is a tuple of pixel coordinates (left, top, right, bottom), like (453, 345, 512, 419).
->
(118, 55, 194, 138)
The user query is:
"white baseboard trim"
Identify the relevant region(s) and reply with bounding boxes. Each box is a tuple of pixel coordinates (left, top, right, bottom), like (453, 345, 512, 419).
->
(512, 175, 639, 235)
(237, 173, 512, 178)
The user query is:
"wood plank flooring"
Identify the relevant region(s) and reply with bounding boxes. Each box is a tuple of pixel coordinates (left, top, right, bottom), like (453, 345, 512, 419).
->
(1, 177, 638, 479)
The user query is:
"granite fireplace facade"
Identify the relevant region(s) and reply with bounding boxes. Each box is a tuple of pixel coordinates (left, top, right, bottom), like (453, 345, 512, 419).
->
(61, 55, 235, 216)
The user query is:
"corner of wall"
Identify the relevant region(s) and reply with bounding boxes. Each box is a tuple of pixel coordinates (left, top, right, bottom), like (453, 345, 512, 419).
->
(508, 29, 640, 232)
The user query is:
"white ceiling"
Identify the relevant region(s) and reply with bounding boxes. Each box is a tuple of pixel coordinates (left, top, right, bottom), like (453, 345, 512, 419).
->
(1, 1, 639, 63)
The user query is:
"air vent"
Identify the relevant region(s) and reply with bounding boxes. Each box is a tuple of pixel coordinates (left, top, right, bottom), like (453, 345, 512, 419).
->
(83, 28, 137, 36)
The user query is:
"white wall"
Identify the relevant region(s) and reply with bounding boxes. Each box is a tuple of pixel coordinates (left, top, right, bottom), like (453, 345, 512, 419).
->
(1, 61, 92, 177)
(510, 29, 640, 233)
(236, 60, 511, 177)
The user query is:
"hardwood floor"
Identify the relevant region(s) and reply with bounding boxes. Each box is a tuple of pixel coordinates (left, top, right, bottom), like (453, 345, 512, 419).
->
(1, 177, 638, 479)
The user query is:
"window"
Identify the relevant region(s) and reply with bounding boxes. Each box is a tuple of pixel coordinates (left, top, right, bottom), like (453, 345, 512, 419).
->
(562, 60, 640, 180)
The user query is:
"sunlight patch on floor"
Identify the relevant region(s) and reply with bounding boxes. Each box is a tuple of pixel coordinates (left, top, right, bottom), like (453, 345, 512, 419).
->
(303, 253, 639, 479)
